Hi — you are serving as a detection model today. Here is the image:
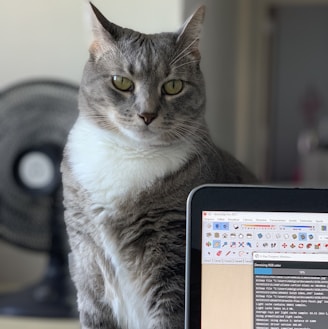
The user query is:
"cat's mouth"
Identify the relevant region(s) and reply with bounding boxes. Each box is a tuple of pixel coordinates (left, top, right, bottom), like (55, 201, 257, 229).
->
(119, 123, 173, 147)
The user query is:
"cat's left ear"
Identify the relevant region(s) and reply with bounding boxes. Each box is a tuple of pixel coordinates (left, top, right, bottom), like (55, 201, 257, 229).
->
(176, 5, 205, 60)
(87, 2, 122, 59)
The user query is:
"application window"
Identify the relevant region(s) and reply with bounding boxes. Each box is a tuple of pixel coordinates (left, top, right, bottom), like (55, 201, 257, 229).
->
(253, 253, 328, 329)
(202, 211, 328, 264)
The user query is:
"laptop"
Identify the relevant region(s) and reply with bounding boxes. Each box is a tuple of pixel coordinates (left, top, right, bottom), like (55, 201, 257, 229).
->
(185, 185, 328, 329)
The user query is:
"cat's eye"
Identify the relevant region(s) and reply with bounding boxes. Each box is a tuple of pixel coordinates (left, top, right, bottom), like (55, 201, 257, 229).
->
(112, 76, 134, 92)
(162, 79, 183, 95)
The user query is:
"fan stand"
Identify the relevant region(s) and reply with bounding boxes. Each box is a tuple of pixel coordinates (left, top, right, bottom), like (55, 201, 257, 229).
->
(0, 146, 77, 318)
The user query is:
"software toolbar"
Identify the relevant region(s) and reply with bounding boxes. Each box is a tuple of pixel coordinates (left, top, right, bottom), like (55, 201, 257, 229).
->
(202, 211, 328, 265)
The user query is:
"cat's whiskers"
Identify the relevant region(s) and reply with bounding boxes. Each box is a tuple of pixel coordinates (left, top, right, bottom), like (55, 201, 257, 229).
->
(82, 113, 119, 132)
(165, 127, 206, 173)
(173, 60, 200, 70)
(171, 49, 195, 66)
(170, 38, 199, 65)
(174, 119, 218, 154)
(174, 126, 217, 175)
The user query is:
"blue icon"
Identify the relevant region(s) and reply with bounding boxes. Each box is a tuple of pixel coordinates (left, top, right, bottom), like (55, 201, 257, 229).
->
(299, 233, 307, 241)
(213, 240, 221, 248)
(213, 222, 229, 230)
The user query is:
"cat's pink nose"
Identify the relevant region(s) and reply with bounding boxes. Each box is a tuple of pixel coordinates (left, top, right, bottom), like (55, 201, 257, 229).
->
(138, 112, 157, 125)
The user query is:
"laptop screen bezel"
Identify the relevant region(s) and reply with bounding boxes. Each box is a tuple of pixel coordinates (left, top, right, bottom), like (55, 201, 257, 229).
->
(185, 184, 328, 329)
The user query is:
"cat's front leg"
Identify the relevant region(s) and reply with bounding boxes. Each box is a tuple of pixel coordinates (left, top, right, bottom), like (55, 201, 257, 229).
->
(79, 304, 118, 329)
(69, 250, 120, 329)
(76, 272, 120, 329)
(146, 272, 185, 329)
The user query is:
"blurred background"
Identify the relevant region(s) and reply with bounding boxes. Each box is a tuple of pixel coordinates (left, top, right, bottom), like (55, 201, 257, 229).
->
(1, 0, 328, 326)
(0, 0, 183, 294)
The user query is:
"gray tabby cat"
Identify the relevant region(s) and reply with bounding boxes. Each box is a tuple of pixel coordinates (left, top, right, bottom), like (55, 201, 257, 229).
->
(61, 3, 256, 329)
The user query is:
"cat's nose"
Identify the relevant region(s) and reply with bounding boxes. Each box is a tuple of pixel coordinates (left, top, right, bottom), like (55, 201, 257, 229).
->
(138, 112, 157, 125)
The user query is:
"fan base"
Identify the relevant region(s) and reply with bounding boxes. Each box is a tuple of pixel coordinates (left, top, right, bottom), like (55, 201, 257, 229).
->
(0, 275, 78, 318)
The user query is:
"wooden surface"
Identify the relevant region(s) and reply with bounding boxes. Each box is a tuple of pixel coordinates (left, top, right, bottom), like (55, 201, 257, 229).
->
(0, 317, 79, 329)
(0, 284, 79, 329)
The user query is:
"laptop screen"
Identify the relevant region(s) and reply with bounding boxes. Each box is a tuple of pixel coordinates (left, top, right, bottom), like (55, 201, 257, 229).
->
(201, 210, 328, 329)
(253, 252, 328, 328)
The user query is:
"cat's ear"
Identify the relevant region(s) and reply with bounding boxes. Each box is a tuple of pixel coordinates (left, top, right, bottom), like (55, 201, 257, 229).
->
(87, 2, 122, 59)
(176, 5, 205, 60)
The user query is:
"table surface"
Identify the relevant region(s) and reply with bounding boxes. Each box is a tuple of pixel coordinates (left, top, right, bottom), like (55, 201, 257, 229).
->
(0, 316, 79, 329)
(0, 284, 79, 328)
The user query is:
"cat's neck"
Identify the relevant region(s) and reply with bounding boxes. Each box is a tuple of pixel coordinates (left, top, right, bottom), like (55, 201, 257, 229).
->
(66, 116, 195, 214)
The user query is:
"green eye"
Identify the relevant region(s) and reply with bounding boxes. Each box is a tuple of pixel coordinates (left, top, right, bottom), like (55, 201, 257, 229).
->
(162, 79, 183, 95)
(112, 76, 134, 92)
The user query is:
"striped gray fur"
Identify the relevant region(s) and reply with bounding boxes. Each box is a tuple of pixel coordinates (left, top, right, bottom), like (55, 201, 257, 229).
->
(61, 3, 257, 329)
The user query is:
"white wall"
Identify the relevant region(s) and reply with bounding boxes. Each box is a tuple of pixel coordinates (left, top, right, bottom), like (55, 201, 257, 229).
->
(0, 0, 184, 90)
(0, 0, 184, 286)
(184, 0, 240, 155)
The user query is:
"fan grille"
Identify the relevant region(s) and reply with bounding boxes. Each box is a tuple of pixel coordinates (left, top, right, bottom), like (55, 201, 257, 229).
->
(0, 80, 79, 251)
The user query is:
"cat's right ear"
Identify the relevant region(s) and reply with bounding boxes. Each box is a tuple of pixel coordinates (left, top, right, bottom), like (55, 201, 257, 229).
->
(176, 5, 205, 60)
(87, 2, 121, 59)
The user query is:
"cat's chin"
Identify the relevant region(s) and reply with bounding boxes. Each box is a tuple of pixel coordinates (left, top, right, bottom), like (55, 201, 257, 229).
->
(119, 127, 173, 148)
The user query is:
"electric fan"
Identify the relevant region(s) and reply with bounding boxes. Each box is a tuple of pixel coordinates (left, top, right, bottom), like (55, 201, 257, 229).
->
(0, 80, 79, 318)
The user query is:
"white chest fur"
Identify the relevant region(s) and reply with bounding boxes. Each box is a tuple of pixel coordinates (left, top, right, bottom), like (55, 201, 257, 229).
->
(67, 116, 192, 213)
(68, 116, 192, 326)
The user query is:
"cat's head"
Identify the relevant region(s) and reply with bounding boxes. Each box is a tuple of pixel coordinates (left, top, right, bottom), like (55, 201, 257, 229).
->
(80, 2, 206, 147)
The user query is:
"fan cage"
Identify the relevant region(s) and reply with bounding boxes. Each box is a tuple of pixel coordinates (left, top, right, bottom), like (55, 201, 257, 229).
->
(0, 79, 79, 252)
